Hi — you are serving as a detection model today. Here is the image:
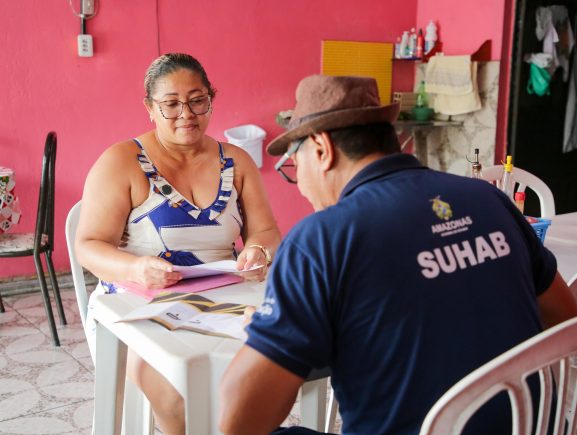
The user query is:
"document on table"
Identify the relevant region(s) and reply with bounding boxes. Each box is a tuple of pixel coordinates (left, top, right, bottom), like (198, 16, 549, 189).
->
(173, 260, 263, 279)
(117, 293, 249, 340)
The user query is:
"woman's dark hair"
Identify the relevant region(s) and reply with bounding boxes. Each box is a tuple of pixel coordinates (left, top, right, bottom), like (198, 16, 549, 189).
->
(144, 53, 217, 100)
(328, 122, 401, 160)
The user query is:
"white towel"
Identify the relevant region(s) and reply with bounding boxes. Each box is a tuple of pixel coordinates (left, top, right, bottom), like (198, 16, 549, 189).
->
(425, 55, 481, 115)
(425, 55, 473, 95)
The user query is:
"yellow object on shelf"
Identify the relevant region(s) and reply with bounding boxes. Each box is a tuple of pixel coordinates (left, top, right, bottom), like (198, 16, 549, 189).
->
(322, 40, 393, 104)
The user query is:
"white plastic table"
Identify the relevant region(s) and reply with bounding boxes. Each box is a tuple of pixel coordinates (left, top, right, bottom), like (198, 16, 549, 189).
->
(92, 280, 328, 435)
(545, 212, 577, 282)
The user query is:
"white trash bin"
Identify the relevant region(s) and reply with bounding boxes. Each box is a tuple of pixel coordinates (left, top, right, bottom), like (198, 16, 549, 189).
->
(224, 124, 266, 168)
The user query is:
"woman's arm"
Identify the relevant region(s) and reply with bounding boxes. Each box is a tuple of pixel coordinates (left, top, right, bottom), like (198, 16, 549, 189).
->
(75, 142, 181, 289)
(227, 144, 281, 274)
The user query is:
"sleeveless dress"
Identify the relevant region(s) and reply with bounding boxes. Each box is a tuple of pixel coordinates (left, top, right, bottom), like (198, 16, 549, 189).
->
(85, 139, 243, 358)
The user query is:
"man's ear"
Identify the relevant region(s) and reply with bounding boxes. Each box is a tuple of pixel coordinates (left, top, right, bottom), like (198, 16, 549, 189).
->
(310, 132, 335, 172)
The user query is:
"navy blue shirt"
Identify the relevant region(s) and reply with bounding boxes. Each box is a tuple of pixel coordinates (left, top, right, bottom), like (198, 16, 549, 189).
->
(246, 153, 556, 435)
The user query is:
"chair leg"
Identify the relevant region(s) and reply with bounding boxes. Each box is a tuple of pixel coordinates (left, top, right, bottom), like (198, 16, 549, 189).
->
(325, 386, 339, 433)
(45, 251, 67, 325)
(33, 253, 60, 346)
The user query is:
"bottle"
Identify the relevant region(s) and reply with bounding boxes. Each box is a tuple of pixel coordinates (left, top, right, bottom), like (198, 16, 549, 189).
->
(500, 155, 514, 199)
(408, 28, 416, 58)
(416, 81, 428, 107)
(395, 37, 402, 59)
(425, 20, 438, 54)
(416, 29, 424, 59)
(399, 31, 409, 59)
(514, 191, 526, 213)
(469, 148, 483, 179)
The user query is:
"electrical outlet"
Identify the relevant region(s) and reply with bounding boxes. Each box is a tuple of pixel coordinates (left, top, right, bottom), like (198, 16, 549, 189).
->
(81, 0, 95, 16)
(77, 34, 93, 57)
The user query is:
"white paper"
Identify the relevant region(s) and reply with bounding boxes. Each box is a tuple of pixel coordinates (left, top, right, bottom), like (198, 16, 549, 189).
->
(172, 260, 263, 279)
(117, 298, 247, 340)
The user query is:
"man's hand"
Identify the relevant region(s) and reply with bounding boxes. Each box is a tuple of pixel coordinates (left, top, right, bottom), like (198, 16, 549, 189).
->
(243, 305, 256, 327)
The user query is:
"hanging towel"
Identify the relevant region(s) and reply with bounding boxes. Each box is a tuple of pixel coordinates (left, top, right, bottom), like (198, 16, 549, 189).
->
(563, 39, 577, 153)
(425, 55, 481, 115)
(536, 6, 574, 82)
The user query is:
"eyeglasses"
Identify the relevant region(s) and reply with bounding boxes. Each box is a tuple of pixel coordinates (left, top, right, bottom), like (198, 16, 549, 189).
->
(151, 95, 212, 119)
(274, 137, 306, 184)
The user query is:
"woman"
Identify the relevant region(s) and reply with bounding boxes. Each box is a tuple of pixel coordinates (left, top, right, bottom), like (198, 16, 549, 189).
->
(76, 53, 281, 434)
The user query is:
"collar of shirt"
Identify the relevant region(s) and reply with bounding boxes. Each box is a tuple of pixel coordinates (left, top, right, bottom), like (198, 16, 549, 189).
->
(339, 153, 427, 201)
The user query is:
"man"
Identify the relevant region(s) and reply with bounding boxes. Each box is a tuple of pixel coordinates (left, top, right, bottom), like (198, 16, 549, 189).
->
(219, 75, 577, 435)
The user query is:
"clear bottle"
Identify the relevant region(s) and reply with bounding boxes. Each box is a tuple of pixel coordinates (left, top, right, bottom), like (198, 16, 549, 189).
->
(399, 31, 409, 59)
(425, 20, 438, 54)
(408, 28, 417, 58)
(500, 155, 514, 199)
(395, 37, 402, 59)
(469, 148, 483, 179)
(416, 81, 428, 107)
(514, 191, 526, 213)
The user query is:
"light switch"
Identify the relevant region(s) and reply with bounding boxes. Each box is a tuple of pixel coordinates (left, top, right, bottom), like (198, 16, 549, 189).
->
(77, 34, 93, 57)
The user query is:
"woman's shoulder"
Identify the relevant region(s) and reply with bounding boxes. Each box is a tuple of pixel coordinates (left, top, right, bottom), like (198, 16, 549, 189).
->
(88, 137, 144, 180)
(221, 141, 257, 169)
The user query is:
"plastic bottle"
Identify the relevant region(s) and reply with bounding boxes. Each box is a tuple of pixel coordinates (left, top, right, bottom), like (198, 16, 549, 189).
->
(416, 29, 424, 59)
(514, 191, 526, 213)
(399, 31, 409, 59)
(395, 37, 402, 59)
(408, 28, 416, 58)
(500, 155, 514, 199)
(425, 21, 438, 54)
(416, 81, 428, 107)
(469, 148, 483, 179)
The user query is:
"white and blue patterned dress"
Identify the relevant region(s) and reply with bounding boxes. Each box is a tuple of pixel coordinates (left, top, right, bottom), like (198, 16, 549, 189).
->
(85, 139, 243, 358)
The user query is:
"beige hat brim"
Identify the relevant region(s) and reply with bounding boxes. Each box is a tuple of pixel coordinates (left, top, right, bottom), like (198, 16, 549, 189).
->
(266, 103, 400, 156)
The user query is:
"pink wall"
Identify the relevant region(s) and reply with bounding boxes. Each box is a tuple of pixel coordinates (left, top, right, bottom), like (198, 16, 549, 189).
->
(0, 0, 416, 278)
(416, 0, 505, 59)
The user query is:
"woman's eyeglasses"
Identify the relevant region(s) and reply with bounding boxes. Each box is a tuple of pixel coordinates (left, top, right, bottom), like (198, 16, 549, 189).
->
(151, 95, 211, 119)
(274, 138, 306, 184)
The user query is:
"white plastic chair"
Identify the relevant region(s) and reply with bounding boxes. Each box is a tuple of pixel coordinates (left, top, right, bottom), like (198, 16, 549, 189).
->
(481, 165, 556, 218)
(419, 316, 577, 435)
(65, 201, 154, 435)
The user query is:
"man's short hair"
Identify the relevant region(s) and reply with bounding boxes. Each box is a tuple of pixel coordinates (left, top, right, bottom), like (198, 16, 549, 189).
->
(328, 122, 401, 160)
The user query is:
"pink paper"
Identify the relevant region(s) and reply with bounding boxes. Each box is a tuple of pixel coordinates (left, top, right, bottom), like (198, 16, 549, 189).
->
(116, 274, 243, 300)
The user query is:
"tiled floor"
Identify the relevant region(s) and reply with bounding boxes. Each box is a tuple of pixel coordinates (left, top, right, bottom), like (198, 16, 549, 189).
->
(0, 289, 93, 434)
(0, 288, 341, 434)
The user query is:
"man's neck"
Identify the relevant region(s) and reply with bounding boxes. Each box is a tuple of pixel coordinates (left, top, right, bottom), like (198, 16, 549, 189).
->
(329, 152, 389, 204)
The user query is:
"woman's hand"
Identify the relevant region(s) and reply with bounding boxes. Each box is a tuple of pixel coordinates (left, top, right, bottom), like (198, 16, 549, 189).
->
(129, 256, 182, 289)
(236, 246, 268, 282)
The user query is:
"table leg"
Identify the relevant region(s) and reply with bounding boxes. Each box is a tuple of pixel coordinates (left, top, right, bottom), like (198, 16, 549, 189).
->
(94, 321, 127, 435)
(414, 129, 429, 166)
(300, 378, 328, 431)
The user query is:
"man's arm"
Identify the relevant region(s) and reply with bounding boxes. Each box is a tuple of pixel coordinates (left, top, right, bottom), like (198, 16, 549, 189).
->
(219, 346, 305, 435)
(538, 271, 577, 328)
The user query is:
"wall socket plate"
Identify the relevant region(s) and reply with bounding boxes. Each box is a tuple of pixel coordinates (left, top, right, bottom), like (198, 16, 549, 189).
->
(77, 34, 93, 57)
(81, 0, 95, 16)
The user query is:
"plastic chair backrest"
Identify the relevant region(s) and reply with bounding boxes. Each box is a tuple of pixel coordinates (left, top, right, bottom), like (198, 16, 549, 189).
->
(482, 165, 556, 218)
(65, 201, 88, 327)
(419, 316, 577, 435)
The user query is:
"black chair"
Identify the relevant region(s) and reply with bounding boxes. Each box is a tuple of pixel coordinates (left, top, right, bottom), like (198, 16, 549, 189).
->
(0, 132, 67, 346)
